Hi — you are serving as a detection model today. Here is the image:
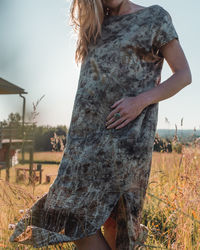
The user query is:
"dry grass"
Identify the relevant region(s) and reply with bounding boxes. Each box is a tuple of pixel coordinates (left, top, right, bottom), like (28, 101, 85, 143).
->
(143, 147, 200, 249)
(0, 147, 200, 249)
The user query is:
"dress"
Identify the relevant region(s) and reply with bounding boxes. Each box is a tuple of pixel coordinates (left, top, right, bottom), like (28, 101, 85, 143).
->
(10, 4, 179, 249)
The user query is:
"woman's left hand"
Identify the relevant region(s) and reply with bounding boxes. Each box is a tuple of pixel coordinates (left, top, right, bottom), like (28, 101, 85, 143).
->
(105, 96, 146, 130)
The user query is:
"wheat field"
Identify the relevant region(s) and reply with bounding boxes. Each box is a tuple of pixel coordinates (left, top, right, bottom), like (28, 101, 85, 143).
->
(0, 146, 200, 249)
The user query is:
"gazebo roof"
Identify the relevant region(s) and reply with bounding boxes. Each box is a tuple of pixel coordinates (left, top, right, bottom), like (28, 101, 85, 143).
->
(0, 77, 27, 95)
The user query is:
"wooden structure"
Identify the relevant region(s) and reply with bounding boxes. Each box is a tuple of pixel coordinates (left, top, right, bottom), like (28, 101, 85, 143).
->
(0, 77, 36, 182)
(15, 164, 43, 184)
(0, 77, 28, 163)
(0, 125, 34, 182)
(0, 77, 27, 95)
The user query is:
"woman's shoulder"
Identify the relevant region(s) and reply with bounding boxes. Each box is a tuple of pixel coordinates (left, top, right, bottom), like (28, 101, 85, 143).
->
(150, 4, 172, 17)
(134, 4, 172, 23)
(149, 4, 174, 26)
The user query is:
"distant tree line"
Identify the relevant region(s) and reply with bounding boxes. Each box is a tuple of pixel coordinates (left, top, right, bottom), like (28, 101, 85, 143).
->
(34, 125, 67, 151)
(1, 112, 198, 154)
(153, 134, 173, 153)
(0, 112, 67, 152)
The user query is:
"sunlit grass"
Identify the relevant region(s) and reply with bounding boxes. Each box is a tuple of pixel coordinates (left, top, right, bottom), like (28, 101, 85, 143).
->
(0, 147, 200, 249)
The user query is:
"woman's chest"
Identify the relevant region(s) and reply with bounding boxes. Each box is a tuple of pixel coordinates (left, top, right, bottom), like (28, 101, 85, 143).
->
(88, 20, 156, 66)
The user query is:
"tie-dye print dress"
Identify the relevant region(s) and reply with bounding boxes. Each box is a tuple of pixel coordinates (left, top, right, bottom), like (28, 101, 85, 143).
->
(10, 4, 179, 249)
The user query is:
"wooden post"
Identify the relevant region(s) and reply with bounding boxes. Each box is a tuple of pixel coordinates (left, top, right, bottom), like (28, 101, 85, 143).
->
(5, 143, 11, 182)
(39, 169, 42, 184)
(15, 168, 18, 183)
(15, 168, 20, 183)
(21, 95, 26, 164)
(29, 146, 33, 184)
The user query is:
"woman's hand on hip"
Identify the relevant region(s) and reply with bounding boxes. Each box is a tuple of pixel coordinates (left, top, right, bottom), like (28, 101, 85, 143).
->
(105, 96, 146, 130)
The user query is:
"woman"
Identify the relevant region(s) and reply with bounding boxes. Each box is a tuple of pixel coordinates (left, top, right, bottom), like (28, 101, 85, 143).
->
(10, 0, 192, 249)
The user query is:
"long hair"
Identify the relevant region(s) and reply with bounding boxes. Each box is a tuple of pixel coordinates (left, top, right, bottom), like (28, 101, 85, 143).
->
(69, 0, 109, 65)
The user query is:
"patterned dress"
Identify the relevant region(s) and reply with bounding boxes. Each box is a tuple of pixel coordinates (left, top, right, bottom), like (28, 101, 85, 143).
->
(10, 4, 179, 249)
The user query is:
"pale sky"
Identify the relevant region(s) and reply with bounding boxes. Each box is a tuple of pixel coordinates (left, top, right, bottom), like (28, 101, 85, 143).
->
(0, 0, 199, 130)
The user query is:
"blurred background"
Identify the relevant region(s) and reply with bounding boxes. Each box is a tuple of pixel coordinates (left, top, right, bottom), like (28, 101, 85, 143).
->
(0, 0, 199, 129)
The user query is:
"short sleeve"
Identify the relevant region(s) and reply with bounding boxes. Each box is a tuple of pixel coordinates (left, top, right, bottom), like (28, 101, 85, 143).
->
(152, 6, 179, 58)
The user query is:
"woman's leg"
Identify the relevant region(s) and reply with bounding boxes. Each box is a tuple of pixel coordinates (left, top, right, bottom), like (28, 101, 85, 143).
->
(73, 228, 111, 250)
(103, 217, 117, 250)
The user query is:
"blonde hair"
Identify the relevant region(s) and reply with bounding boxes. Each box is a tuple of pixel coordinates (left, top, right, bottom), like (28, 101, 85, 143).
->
(69, 0, 109, 65)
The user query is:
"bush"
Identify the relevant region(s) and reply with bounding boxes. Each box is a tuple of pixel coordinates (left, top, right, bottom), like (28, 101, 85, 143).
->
(172, 142, 183, 154)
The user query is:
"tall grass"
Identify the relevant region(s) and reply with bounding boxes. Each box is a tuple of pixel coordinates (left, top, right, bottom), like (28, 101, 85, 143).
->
(0, 146, 200, 249)
(143, 147, 200, 249)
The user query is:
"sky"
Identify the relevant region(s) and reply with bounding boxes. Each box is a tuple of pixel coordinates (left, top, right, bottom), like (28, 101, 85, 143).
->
(0, 0, 199, 130)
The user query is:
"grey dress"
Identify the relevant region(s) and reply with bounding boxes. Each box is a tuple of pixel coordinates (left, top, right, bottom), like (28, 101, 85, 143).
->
(10, 4, 179, 249)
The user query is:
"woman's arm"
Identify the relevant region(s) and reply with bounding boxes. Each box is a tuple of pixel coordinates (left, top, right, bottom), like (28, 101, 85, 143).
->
(106, 39, 192, 130)
(139, 39, 192, 108)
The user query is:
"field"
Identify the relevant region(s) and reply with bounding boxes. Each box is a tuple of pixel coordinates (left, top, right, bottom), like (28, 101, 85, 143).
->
(0, 146, 200, 249)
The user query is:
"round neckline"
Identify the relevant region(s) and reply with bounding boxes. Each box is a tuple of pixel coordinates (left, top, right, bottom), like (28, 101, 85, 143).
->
(104, 5, 156, 19)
